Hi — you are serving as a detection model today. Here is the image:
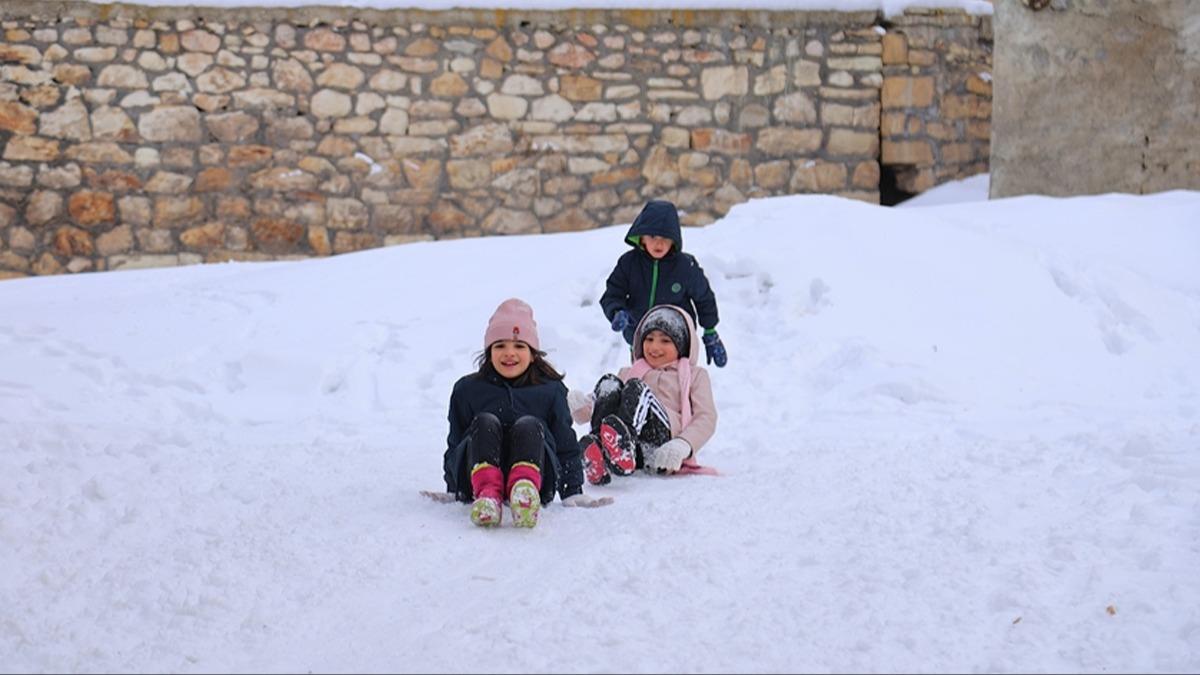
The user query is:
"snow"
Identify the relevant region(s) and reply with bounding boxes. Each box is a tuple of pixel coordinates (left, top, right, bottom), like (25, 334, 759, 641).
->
(80, 0, 993, 17)
(2, 184, 1198, 672)
(898, 172, 989, 207)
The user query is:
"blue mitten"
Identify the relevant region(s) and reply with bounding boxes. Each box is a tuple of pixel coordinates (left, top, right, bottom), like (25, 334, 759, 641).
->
(610, 309, 632, 333)
(702, 331, 727, 368)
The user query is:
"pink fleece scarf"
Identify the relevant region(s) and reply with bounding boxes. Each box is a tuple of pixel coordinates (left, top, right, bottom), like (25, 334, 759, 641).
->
(627, 357, 693, 429)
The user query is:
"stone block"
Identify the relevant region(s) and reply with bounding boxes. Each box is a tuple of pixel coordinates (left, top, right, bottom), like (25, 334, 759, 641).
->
(756, 128, 822, 156)
(3, 136, 58, 161)
(305, 28, 346, 52)
(180, 222, 226, 250)
(882, 34, 908, 65)
(109, 254, 181, 271)
(851, 160, 881, 189)
(181, 29, 221, 53)
(773, 92, 817, 124)
(882, 76, 935, 108)
(26, 190, 62, 225)
(139, 106, 202, 142)
(560, 74, 603, 102)
(791, 161, 848, 192)
(966, 73, 992, 96)
(96, 224, 133, 255)
(333, 231, 379, 254)
(882, 139, 934, 165)
(68, 191, 115, 227)
(700, 65, 749, 100)
(544, 207, 597, 233)
(251, 217, 306, 252)
(311, 89, 352, 118)
(317, 63, 365, 90)
(307, 226, 332, 256)
(940, 142, 973, 164)
(828, 129, 880, 157)
(153, 196, 205, 228)
(691, 128, 752, 155)
(754, 160, 791, 189)
(0, 101, 37, 134)
(481, 208, 538, 235)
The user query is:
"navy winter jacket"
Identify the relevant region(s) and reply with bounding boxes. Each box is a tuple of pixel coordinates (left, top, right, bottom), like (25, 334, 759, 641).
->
(599, 200, 720, 345)
(443, 370, 583, 504)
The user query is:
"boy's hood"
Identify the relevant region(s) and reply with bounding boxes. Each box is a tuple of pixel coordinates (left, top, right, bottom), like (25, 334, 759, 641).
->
(624, 200, 682, 253)
(631, 305, 701, 368)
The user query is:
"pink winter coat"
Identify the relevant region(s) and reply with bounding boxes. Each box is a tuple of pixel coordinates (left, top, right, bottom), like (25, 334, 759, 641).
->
(617, 305, 718, 455)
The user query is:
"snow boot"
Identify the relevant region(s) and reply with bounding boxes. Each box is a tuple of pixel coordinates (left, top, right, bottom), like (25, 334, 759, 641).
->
(469, 462, 503, 527)
(507, 462, 542, 528)
(599, 414, 637, 476)
(580, 433, 611, 485)
(589, 374, 624, 432)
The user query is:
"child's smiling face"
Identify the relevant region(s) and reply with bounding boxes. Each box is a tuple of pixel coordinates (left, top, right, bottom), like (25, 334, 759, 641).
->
(642, 329, 680, 368)
(641, 234, 673, 259)
(490, 340, 532, 379)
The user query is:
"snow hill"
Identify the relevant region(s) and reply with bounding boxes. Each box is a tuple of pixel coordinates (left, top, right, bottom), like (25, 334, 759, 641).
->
(1, 184, 1198, 672)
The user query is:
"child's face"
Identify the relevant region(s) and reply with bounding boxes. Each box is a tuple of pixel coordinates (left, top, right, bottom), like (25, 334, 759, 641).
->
(490, 340, 533, 379)
(642, 330, 680, 369)
(641, 235, 673, 260)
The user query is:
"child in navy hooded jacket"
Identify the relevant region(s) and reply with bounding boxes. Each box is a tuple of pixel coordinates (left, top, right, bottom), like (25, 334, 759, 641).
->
(599, 200, 728, 367)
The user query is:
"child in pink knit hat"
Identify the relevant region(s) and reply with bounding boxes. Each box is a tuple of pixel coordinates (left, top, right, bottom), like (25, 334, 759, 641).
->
(442, 298, 611, 528)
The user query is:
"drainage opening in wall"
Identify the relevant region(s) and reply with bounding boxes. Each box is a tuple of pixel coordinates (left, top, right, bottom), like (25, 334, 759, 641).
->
(880, 165, 916, 207)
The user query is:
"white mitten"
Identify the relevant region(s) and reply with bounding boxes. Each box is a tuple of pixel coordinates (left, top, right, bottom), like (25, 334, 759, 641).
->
(562, 493, 614, 508)
(654, 438, 692, 473)
(567, 389, 594, 425)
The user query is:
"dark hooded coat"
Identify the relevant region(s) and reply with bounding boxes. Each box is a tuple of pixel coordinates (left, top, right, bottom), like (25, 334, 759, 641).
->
(599, 200, 720, 345)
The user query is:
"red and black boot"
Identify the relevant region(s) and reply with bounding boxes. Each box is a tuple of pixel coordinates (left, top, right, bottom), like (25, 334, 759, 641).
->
(580, 433, 611, 485)
(598, 414, 637, 476)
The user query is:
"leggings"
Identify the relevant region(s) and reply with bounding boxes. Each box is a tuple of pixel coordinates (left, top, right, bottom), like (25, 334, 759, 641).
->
(589, 374, 672, 466)
(467, 412, 544, 479)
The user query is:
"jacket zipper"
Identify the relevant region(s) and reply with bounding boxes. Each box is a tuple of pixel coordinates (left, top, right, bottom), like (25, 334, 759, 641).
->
(649, 259, 659, 308)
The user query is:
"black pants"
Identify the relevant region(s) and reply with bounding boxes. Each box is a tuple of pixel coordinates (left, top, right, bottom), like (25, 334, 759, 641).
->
(467, 412, 544, 476)
(590, 374, 672, 466)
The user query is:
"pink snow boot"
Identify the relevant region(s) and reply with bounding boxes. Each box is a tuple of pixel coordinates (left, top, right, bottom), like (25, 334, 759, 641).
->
(470, 463, 503, 527)
(506, 462, 542, 528)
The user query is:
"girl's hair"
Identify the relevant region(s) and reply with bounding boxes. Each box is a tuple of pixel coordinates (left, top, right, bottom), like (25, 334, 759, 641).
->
(474, 343, 565, 385)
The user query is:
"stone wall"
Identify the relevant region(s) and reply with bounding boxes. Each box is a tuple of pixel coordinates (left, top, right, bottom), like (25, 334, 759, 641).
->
(992, 0, 1200, 198)
(880, 8, 992, 200)
(0, 2, 992, 279)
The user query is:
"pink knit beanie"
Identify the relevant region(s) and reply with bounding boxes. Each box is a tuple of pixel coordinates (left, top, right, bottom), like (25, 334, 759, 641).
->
(484, 298, 540, 350)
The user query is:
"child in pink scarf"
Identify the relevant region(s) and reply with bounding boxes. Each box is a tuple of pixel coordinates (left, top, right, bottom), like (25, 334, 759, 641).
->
(568, 305, 718, 484)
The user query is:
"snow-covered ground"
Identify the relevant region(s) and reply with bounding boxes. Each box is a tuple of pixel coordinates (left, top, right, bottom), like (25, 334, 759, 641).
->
(1, 183, 1198, 673)
(898, 173, 990, 208)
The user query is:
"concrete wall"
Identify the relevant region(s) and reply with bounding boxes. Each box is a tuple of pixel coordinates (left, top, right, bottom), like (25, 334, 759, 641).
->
(992, 0, 1200, 198)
